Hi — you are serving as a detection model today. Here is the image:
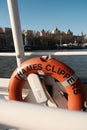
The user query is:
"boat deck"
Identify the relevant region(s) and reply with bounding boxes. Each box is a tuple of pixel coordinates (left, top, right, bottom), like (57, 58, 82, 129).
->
(0, 77, 87, 130)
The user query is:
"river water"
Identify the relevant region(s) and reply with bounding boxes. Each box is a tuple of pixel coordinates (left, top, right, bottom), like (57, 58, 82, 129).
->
(0, 49, 87, 82)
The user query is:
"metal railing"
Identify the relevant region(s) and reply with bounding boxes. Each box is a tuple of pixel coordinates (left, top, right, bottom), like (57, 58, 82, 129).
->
(0, 50, 87, 56)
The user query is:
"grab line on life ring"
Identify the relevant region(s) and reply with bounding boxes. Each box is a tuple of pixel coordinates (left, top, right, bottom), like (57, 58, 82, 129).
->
(8, 56, 86, 110)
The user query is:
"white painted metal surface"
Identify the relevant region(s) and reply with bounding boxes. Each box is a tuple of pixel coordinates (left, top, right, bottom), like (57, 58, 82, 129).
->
(0, 99, 87, 130)
(7, 0, 25, 67)
(27, 74, 58, 107)
(1, 51, 87, 57)
(27, 74, 47, 103)
(25, 51, 87, 56)
(0, 78, 9, 88)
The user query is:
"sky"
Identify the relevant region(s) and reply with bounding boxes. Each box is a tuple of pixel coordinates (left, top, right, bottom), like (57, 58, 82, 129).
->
(0, 0, 87, 35)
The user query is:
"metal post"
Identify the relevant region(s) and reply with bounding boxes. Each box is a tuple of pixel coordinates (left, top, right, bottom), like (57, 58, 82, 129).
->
(7, 0, 25, 67)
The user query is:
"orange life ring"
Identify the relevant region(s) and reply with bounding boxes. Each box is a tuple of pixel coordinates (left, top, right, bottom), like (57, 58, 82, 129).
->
(8, 56, 85, 110)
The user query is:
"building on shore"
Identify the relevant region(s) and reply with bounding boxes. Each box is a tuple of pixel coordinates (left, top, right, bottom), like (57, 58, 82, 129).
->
(0, 27, 87, 50)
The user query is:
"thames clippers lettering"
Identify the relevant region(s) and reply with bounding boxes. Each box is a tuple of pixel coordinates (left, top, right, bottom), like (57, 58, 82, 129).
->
(67, 76, 80, 95)
(71, 82, 80, 95)
(46, 64, 81, 95)
(45, 64, 70, 78)
(15, 63, 42, 80)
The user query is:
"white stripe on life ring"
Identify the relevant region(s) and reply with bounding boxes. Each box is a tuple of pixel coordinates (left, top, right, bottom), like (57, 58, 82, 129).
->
(61, 74, 78, 87)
